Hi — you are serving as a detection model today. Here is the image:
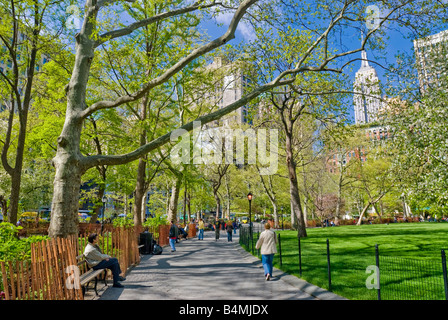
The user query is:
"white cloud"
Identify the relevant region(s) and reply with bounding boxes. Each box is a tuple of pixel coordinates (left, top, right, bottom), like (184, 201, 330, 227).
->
(214, 11, 255, 42)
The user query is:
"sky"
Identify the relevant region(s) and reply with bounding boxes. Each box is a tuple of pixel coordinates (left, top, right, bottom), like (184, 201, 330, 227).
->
(199, 3, 446, 123)
(62, 1, 446, 123)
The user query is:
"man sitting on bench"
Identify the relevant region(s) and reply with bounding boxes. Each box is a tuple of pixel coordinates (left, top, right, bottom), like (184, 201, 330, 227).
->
(84, 233, 126, 288)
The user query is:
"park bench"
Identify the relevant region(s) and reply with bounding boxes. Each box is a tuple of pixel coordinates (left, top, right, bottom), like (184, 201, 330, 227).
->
(76, 255, 108, 297)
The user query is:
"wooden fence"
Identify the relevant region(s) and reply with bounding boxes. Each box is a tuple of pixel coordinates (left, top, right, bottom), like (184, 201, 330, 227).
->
(0, 225, 149, 300)
(1, 236, 83, 300)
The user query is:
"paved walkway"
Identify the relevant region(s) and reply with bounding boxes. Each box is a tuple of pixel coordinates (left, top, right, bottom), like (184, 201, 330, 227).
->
(95, 230, 346, 301)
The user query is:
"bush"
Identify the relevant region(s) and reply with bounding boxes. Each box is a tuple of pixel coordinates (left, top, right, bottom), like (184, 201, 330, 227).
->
(112, 217, 134, 228)
(143, 213, 168, 239)
(0, 222, 49, 262)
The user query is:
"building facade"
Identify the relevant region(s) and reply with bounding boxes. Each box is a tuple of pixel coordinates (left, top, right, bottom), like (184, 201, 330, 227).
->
(201, 56, 251, 127)
(353, 50, 381, 125)
(414, 29, 448, 94)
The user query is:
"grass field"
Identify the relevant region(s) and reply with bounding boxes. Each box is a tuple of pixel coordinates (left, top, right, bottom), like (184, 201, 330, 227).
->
(248, 223, 448, 300)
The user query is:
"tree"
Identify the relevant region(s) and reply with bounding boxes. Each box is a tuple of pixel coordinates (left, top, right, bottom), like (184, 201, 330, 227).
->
(47, 0, 444, 237)
(0, 0, 65, 224)
(351, 146, 395, 225)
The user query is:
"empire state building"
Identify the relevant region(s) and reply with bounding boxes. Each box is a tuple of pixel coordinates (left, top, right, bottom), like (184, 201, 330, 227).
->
(353, 50, 381, 124)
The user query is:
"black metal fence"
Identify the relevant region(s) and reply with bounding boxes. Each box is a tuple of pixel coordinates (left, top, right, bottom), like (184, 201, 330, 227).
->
(239, 226, 448, 300)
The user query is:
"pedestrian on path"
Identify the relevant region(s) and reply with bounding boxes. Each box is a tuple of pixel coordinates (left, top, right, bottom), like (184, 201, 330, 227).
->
(198, 218, 205, 240)
(255, 223, 278, 281)
(226, 221, 234, 242)
(215, 220, 221, 241)
(169, 221, 178, 252)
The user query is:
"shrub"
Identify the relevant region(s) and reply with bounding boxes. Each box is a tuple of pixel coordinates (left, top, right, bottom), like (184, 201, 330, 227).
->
(0, 222, 49, 262)
(143, 213, 168, 239)
(112, 217, 134, 228)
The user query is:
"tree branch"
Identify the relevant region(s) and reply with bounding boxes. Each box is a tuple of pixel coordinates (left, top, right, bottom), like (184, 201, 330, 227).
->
(81, 0, 258, 119)
(94, 1, 221, 48)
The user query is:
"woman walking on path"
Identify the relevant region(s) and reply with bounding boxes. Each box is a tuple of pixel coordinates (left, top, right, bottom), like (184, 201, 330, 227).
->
(226, 221, 234, 242)
(255, 223, 278, 281)
(198, 218, 205, 240)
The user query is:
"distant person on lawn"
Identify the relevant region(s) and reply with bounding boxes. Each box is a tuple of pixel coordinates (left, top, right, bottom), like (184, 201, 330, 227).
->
(84, 233, 126, 288)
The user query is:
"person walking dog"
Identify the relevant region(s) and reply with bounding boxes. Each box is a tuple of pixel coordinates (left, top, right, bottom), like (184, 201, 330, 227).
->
(255, 223, 278, 281)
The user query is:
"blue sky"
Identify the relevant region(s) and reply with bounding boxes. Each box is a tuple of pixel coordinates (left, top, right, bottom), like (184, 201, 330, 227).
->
(199, 4, 446, 123)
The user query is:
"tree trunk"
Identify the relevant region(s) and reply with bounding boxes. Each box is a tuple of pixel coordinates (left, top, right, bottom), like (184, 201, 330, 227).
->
(183, 187, 187, 223)
(187, 192, 191, 222)
(272, 202, 278, 228)
(142, 192, 148, 222)
(8, 170, 22, 225)
(214, 193, 221, 221)
(48, 152, 84, 237)
(285, 132, 307, 237)
(167, 177, 181, 222)
(90, 187, 105, 224)
(0, 195, 7, 221)
(133, 156, 146, 227)
(48, 3, 98, 237)
(335, 171, 343, 218)
(357, 202, 371, 226)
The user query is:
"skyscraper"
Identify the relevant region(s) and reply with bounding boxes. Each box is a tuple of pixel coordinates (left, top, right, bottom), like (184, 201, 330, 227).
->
(353, 50, 381, 125)
(414, 29, 448, 94)
(201, 56, 251, 127)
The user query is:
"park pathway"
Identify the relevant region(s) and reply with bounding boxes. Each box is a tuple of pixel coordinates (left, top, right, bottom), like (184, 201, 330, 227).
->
(97, 229, 346, 301)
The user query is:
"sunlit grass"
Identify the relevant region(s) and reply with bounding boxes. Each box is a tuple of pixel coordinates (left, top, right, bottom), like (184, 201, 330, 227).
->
(248, 223, 448, 300)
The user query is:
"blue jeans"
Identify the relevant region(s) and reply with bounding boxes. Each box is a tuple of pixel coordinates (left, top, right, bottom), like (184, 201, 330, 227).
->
(227, 232, 232, 242)
(169, 238, 176, 251)
(261, 254, 274, 276)
(93, 258, 122, 284)
(198, 229, 204, 240)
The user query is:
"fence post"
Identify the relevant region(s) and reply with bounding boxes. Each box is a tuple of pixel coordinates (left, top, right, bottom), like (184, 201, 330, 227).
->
(278, 233, 282, 266)
(442, 249, 448, 300)
(298, 235, 302, 276)
(326, 238, 331, 291)
(375, 244, 381, 301)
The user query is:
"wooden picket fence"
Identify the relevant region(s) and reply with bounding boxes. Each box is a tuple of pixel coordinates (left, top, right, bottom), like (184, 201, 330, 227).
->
(1, 236, 82, 300)
(0, 226, 145, 300)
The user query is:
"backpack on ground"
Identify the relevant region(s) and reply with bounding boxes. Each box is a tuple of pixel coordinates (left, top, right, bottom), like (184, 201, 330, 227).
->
(153, 243, 163, 255)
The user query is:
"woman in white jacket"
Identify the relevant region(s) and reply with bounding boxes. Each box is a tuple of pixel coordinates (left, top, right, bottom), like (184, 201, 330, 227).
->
(255, 223, 278, 281)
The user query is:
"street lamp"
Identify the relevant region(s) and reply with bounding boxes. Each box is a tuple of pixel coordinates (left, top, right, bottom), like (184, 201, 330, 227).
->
(247, 192, 253, 253)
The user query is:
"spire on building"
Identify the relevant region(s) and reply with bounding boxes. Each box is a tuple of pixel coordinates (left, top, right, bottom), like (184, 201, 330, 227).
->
(353, 41, 381, 125)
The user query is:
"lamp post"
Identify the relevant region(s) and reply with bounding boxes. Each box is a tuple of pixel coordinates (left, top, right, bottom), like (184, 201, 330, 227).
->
(247, 192, 253, 253)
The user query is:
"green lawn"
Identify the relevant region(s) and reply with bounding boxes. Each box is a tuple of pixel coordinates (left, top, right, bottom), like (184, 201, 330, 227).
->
(251, 223, 448, 300)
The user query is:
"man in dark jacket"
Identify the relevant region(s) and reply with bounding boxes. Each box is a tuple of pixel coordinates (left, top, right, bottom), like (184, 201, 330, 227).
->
(214, 220, 221, 241)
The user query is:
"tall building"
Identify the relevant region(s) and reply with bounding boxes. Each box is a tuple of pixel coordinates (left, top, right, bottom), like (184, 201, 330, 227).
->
(201, 56, 251, 127)
(414, 29, 448, 93)
(353, 50, 381, 125)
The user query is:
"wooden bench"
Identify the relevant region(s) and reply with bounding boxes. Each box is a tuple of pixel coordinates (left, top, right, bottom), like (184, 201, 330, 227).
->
(76, 255, 108, 297)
